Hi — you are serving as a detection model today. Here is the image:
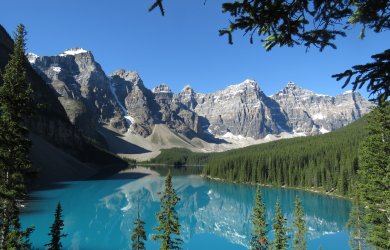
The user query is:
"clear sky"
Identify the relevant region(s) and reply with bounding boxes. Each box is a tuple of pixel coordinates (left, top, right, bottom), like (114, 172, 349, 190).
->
(1, 0, 389, 98)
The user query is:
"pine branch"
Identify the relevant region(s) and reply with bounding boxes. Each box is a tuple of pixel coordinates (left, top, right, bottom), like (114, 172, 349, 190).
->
(333, 49, 390, 105)
(149, 0, 165, 16)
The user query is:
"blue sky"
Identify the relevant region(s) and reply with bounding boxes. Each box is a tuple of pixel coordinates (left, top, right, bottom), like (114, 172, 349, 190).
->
(1, 0, 389, 97)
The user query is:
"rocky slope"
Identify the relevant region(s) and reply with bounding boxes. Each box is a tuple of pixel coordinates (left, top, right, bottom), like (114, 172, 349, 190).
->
(110, 70, 202, 138)
(271, 82, 372, 134)
(0, 25, 127, 185)
(181, 79, 290, 139)
(28, 48, 127, 139)
(27, 48, 373, 149)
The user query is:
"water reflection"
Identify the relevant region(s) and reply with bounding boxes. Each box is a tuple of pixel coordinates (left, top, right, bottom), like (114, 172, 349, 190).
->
(21, 167, 351, 250)
(99, 168, 351, 249)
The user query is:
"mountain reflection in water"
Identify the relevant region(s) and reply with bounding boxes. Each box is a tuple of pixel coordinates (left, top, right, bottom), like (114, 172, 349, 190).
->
(21, 167, 351, 250)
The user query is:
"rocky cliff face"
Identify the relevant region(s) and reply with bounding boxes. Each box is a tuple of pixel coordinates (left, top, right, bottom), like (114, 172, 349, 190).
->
(185, 80, 290, 139)
(29, 48, 126, 137)
(27, 47, 373, 143)
(271, 82, 372, 134)
(0, 25, 127, 173)
(110, 70, 202, 138)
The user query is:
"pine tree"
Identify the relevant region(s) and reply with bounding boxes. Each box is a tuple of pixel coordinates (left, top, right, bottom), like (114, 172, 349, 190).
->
(357, 102, 390, 249)
(0, 23, 34, 249)
(131, 194, 146, 250)
(272, 201, 289, 250)
(347, 192, 367, 250)
(250, 186, 268, 250)
(45, 202, 67, 250)
(152, 171, 182, 250)
(293, 196, 306, 250)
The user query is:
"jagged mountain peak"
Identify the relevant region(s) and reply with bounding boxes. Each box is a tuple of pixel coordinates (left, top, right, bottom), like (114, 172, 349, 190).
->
(182, 84, 194, 93)
(272, 81, 318, 98)
(153, 84, 172, 93)
(111, 69, 143, 86)
(220, 79, 260, 96)
(58, 47, 88, 56)
(26, 52, 39, 64)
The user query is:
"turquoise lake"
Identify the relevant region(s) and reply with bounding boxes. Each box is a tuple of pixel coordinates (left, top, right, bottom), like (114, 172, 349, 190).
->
(21, 167, 351, 249)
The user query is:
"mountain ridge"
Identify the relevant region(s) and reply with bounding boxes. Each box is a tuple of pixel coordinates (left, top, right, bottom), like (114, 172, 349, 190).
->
(27, 48, 373, 158)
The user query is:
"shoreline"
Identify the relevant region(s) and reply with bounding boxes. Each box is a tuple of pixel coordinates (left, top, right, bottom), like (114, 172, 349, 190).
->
(201, 174, 351, 200)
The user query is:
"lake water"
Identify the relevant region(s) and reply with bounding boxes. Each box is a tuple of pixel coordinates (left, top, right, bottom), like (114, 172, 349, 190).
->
(21, 167, 351, 249)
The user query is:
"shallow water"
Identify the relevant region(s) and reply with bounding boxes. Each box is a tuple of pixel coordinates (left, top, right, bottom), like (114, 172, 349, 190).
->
(21, 168, 351, 249)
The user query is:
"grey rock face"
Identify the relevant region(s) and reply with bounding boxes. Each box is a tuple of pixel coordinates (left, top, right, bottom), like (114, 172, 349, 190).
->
(30, 48, 126, 136)
(186, 80, 290, 139)
(28, 46, 373, 142)
(271, 82, 373, 134)
(110, 72, 202, 138)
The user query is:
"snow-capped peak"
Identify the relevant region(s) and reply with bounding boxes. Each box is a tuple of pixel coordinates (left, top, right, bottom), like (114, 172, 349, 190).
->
(153, 84, 172, 93)
(182, 84, 192, 90)
(287, 81, 295, 87)
(59, 48, 88, 56)
(26, 52, 39, 64)
(343, 90, 353, 95)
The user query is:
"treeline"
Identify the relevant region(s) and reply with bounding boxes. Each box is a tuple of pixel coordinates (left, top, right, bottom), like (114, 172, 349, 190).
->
(146, 148, 211, 166)
(202, 117, 368, 196)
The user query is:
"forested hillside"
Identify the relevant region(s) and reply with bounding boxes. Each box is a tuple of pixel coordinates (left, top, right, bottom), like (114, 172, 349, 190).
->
(203, 117, 368, 196)
(147, 148, 211, 166)
(151, 117, 368, 196)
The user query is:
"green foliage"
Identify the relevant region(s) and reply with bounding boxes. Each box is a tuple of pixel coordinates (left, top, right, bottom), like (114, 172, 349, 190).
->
(203, 117, 367, 196)
(45, 202, 67, 250)
(0, 23, 34, 249)
(131, 218, 146, 250)
(293, 196, 306, 250)
(152, 172, 183, 249)
(131, 195, 147, 250)
(148, 148, 211, 166)
(333, 49, 390, 105)
(272, 201, 289, 250)
(357, 102, 390, 249)
(347, 193, 367, 250)
(250, 186, 268, 250)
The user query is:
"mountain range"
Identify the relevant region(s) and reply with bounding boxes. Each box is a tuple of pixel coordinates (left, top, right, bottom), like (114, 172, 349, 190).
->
(26, 47, 372, 155)
(0, 23, 374, 183)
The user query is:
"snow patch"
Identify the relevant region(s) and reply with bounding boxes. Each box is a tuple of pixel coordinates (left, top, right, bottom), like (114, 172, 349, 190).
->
(51, 66, 61, 73)
(109, 78, 134, 125)
(59, 48, 87, 56)
(312, 113, 326, 120)
(124, 115, 135, 124)
(222, 132, 246, 140)
(319, 127, 330, 134)
(343, 90, 353, 94)
(27, 53, 39, 64)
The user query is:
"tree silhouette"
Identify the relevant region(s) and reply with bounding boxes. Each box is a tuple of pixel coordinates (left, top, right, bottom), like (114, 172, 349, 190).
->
(45, 202, 67, 250)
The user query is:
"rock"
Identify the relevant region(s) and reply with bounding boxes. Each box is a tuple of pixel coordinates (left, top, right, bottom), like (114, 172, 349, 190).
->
(29, 48, 126, 138)
(271, 82, 373, 134)
(188, 79, 290, 139)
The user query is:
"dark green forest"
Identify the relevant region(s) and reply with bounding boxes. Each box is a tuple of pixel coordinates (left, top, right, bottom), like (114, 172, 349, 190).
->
(152, 117, 368, 196)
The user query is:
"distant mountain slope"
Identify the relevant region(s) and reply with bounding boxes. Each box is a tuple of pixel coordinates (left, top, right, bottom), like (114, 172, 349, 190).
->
(0, 25, 128, 186)
(28, 49, 373, 144)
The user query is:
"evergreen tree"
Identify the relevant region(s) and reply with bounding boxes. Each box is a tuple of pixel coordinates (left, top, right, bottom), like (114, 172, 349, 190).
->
(292, 196, 306, 250)
(45, 202, 67, 250)
(250, 186, 268, 250)
(131, 194, 146, 250)
(272, 201, 289, 250)
(357, 102, 390, 249)
(0, 23, 34, 249)
(347, 192, 367, 250)
(152, 171, 182, 250)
